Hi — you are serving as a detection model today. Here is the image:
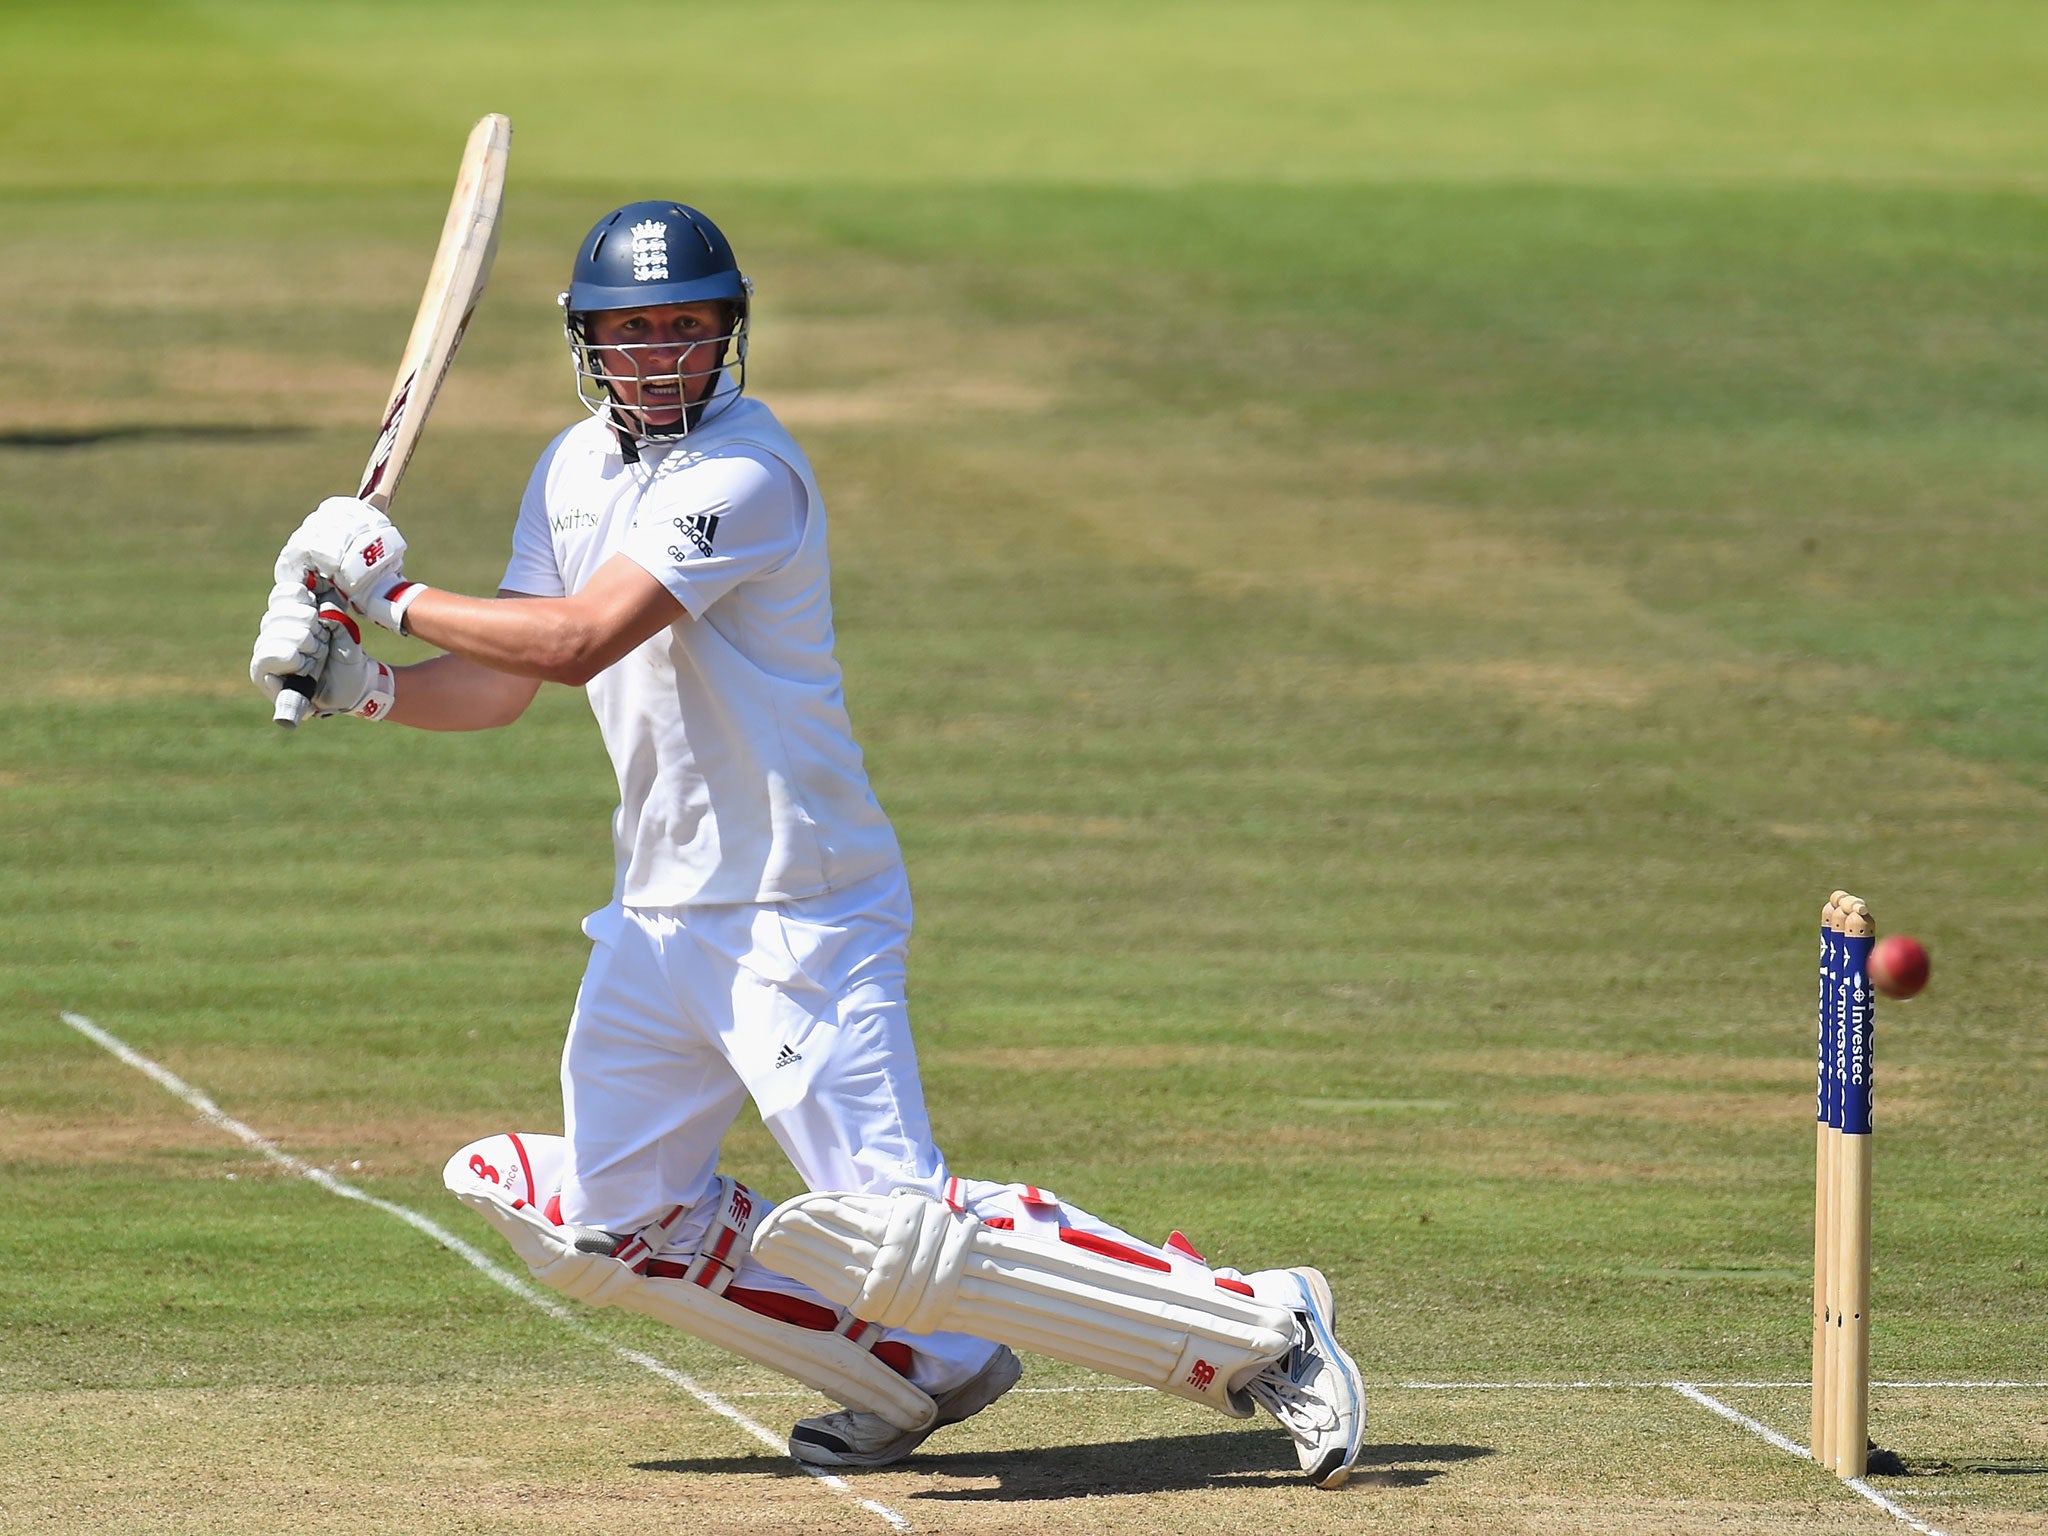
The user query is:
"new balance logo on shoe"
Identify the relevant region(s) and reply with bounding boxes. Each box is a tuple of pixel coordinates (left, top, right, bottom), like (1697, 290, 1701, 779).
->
(775, 1045, 802, 1069)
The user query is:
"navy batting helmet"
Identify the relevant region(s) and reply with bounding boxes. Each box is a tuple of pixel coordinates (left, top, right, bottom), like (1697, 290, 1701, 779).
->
(561, 201, 752, 446)
(565, 201, 749, 313)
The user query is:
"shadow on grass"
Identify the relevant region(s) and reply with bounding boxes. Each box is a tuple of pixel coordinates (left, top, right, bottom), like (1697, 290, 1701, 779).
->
(635, 1433, 1493, 1498)
(1886, 1458, 2048, 1479)
(0, 424, 308, 449)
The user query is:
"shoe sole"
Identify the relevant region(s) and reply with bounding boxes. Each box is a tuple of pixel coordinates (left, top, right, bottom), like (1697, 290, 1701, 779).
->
(789, 1423, 930, 1468)
(788, 1346, 1022, 1468)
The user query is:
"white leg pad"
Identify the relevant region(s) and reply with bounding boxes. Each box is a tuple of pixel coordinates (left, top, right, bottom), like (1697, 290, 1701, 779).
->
(445, 1135, 936, 1433)
(754, 1189, 1295, 1418)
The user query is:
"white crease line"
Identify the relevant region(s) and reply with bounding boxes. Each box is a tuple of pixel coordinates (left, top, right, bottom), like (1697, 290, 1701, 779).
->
(732, 1384, 1152, 1400)
(1402, 1379, 2045, 1391)
(1667, 1382, 1815, 1459)
(748, 1379, 2046, 1398)
(1668, 1383, 1949, 1536)
(1402, 1380, 1658, 1389)
(58, 1011, 911, 1535)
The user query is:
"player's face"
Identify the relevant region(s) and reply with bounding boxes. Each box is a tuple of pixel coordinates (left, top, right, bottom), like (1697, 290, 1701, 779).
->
(585, 301, 734, 427)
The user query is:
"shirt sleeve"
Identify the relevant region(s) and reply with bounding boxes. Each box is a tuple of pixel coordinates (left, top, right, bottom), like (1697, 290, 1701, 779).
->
(499, 436, 569, 598)
(619, 446, 804, 619)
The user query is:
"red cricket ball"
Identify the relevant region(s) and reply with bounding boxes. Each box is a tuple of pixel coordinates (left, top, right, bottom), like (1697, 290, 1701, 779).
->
(1868, 934, 1930, 1000)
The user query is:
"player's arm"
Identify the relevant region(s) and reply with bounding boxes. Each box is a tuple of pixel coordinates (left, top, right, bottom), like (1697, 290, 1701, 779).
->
(251, 580, 547, 732)
(274, 497, 686, 688)
(383, 591, 547, 731)
(399, 555, 683, 687)
(356, 565, 681, 727)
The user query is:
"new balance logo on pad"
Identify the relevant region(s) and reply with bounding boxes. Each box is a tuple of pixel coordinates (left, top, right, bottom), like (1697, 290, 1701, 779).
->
(775, 1045, 802, 1069)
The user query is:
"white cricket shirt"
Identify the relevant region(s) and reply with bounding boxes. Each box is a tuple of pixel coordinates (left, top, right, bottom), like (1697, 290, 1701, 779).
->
(500, 388, 902, 907)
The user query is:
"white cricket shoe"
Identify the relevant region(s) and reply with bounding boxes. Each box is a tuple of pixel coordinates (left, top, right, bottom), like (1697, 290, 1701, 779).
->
(789, 1344, 1023, 1468)
(1244, 1267, 1367, 1488)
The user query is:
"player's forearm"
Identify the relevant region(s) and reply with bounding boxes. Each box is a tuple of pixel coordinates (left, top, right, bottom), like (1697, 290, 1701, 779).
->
(387, 650, 541, 731)
(401, 588, 625, 686)
(397, 560, 684, 687)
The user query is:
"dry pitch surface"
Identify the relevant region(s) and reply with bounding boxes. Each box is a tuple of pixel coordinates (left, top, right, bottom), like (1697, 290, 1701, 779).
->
(8, 1018, 2042, 1536)
(26, 1379, 2043, 1536)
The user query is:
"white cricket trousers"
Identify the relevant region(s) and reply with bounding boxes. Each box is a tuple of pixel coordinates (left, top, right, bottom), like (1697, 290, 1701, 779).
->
(557, 863, 1186, 1393)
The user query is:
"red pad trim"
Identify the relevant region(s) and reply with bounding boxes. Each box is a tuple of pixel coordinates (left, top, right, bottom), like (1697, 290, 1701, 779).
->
(1165, 1230, 1204, 1263)
(1215, 1276, 1255, 1297)
(977, 1216, 1191, 1278)
(543, 1192, 563, 1227)
(1058, 1227, 1171, 1273)
(724, 1285, 839, 1333)
(636, 1282, 912, 1378)
(874, 1341, 913, 1377)
(507, 1134, 537, 1207)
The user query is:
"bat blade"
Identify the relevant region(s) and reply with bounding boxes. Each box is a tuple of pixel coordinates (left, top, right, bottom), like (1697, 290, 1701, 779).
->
(277, 113, 512, 729)
(356, 112, 512, 511)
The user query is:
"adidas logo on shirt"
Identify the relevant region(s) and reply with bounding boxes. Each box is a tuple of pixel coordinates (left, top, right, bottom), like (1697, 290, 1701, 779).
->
(774, 1044, 802, 1069)
(669, 511, 722, 560)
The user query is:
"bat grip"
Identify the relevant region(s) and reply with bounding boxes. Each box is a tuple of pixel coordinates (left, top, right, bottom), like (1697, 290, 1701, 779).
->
(273, 674, 315, 730)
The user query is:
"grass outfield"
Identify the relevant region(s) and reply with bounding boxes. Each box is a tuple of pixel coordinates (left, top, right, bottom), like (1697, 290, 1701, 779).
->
(4, 4, 2047, 1532)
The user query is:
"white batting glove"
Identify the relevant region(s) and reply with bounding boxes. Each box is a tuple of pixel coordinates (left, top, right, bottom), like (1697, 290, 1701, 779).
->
(305, 605, 397, 720)
(249, 576, 329, 702)
(247, 579, 395, 720)
(275, 496, 429, 635)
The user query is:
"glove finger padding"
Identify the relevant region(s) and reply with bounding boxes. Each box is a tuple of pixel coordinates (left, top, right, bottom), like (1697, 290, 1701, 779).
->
(249, 579, 329, 700)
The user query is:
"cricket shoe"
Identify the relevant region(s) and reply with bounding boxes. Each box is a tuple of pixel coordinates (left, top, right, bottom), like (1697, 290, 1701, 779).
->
(789, 1344, 1023, 1468)
(1243, 1267, 1366, 1488)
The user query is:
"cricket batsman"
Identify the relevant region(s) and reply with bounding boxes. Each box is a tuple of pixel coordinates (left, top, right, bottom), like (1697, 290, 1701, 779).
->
(249, 201, 1367, 1485)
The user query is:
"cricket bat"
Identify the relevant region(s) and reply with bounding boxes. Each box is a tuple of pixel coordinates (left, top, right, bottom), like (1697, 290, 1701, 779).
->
(275, 112, 512, 728)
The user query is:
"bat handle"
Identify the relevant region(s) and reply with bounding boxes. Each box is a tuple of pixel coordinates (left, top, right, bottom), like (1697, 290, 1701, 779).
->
(273, 674, 315, 730)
